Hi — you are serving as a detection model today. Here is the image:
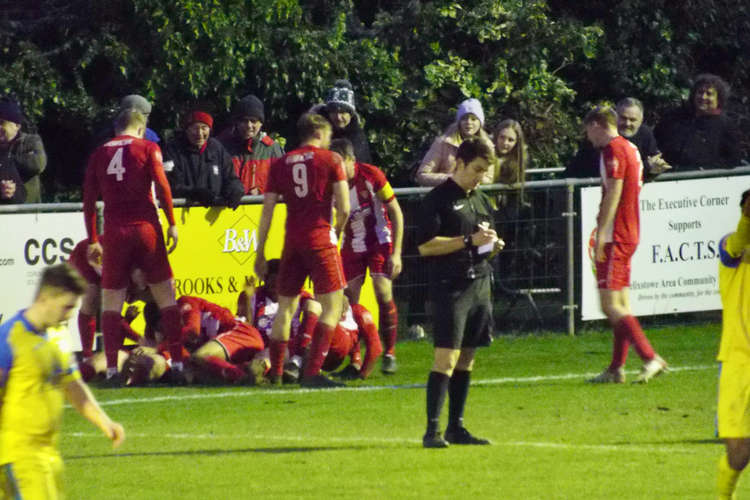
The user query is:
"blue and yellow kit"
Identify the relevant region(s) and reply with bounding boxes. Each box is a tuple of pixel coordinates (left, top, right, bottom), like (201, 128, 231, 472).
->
(717, 215, 750, 437)
(0, 310, 80, 499)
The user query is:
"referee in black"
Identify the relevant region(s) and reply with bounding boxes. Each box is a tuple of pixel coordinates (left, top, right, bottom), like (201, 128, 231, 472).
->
(417, 136, 504, 448)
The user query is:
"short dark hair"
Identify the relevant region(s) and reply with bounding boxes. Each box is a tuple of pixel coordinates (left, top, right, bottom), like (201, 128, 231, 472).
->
(329, 138, 355, 160)
(297, 113, 331, 141)
(740, 189, 750, 207)
(583, 105, 618, 129)
(267, 258, 280, 276)
(690, 73, 730, 110)
(456, 136, 495, 166)
(36, 264, 87, 298)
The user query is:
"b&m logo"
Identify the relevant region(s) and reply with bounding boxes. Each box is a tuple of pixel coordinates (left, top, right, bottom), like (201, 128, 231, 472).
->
(218, 214, 258, 266)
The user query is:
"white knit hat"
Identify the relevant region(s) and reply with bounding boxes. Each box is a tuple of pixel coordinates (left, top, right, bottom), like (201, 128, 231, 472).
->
(456, 98, 485, 126)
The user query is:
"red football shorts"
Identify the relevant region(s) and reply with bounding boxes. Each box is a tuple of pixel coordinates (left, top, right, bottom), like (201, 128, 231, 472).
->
(101, 221, 173, 289)
(277, 244, 346, 296)
(341, 244, 392, 281)
(215, 323, 265, 364)
(68, 240, 101, 285)
(596, 242, 637, 290)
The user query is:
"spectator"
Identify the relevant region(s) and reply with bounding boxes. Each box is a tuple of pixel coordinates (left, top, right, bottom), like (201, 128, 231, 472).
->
(217, 94, 284, 195)
(564, 98, 671, 179)
(616, 98, 671, 179)
(312, 79, 373, 163)
(655, 74, 743, 170)
(415, 97, 493, 187)
(89, 94, 161, 151)
(163, 110, 245, 209)
(0, 97, 45, 203)
(491, 119, 528, 186)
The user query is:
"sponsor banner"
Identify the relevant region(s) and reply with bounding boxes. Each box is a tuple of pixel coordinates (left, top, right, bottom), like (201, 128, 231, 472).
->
(580, 176, 748, 320)
(0, 212, 86, 348)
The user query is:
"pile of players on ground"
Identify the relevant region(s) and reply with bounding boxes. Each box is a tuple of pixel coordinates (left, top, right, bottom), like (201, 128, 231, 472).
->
(75, 256, 387, 388)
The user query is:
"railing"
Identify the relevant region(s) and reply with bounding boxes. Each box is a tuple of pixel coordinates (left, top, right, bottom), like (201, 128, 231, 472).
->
(2, 165, 748, 336)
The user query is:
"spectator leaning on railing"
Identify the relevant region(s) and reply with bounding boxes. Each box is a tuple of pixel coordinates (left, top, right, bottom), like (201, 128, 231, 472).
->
(0, 97, 45, 203)
(655, 73, 744, 170)
(162, 110, 244, 209)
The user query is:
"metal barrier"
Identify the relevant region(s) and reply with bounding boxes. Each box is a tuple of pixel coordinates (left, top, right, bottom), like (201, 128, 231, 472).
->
(2, 165, 748, 337)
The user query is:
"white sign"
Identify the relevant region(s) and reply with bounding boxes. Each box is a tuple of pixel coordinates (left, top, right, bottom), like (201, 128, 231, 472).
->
(580, 176, 748, 320)
(0, 213, 86, 348)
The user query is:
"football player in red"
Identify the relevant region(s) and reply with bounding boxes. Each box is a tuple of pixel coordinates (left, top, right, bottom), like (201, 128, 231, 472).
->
(292, 296, 383, 381)
(329, 138, 403, 374)
(82, 108, 183, 386)
(584, 106, 668, 384)
(255, 113, 350, 388)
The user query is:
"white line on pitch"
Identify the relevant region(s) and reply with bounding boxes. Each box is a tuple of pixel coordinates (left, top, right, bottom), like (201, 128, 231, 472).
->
(66, 432, 706, 454)
(88, 364, 716, 408)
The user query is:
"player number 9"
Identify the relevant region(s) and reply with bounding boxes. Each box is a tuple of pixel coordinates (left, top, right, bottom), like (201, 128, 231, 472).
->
(292, 163, 308, 198)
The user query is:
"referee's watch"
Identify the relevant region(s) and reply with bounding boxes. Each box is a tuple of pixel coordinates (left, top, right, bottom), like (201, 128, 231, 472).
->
(463, 234, 473, 248)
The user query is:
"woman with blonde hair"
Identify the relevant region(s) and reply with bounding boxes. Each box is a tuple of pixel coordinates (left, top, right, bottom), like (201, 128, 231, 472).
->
(415, 98, 493, 187)
(492, 119, 527, 186)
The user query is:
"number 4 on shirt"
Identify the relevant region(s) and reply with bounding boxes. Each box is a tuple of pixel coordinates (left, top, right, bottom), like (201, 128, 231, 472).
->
(106, 148, 126, 181)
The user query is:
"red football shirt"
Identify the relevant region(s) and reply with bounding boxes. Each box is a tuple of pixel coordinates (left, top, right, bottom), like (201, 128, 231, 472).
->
(342, 162, 395, 254)
(83, 135, 175, 242)
(598, 135, 643, 245)
(178, 296, 237, 345)
(266, 145, 346, 248)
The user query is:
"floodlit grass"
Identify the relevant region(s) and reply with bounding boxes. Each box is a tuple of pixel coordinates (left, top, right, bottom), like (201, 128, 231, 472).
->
(62, 323, 727, 499)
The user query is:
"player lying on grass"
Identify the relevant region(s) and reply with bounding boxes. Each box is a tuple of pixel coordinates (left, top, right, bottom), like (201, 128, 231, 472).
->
(124, 296, 267, 386)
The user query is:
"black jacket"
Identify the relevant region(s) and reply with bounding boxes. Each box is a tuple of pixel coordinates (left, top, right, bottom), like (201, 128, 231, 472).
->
(162, 135, 245, 208)
(654, 106, 743, 170)
(312, 104, 373, 163)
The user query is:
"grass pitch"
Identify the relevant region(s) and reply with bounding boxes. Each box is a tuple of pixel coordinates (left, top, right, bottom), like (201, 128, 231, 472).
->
(63, 323, 726, 499)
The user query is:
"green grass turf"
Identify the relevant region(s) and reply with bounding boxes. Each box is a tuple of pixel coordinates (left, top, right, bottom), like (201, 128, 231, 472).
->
(62, 323, 727, 499)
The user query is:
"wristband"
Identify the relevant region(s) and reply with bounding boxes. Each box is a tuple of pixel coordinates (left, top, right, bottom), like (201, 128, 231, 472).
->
(463, 234, 472, 248)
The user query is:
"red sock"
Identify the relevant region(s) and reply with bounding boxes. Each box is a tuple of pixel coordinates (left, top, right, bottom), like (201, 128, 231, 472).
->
(379, 299, 398, 356)
(609, 321, 631, 370)
(78, 312, 97, 358)
(304, 322, 335, 377)
(298, 312, 319, 353)
(619, 315, 655, 361)
(160, 305, 184, 364)
(101, 311, 123, 370)
(269, 340, 288, 377)
(202, 356, 245, 383)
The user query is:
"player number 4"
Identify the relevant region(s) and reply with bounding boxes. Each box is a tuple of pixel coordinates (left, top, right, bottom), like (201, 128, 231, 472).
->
(292, 163, 308, 198)
(106, 147, 126, 181)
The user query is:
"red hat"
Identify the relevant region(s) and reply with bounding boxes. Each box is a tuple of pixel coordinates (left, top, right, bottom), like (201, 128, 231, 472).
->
(185, 111, 213, 129)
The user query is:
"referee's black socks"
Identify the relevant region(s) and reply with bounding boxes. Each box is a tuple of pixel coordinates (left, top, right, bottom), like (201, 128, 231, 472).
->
(426, 371, 450, 434)
(447, 369, 471, 431)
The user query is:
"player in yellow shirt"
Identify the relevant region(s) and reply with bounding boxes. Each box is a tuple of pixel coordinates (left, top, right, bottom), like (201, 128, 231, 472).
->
(717, 189, 750, 499)
(0, 264, 125, 499)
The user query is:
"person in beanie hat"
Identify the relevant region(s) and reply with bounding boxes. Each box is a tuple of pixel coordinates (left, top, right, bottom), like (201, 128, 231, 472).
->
(162, 110, 244, 209)
(415, 97, 493, 187)
(0, 97, 44, 203)
(311, 79, 373, 163)
(217, 94, 283, 195)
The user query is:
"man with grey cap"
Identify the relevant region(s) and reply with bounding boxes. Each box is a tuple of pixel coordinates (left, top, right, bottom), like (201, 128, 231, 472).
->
(0, 97, 45, 203)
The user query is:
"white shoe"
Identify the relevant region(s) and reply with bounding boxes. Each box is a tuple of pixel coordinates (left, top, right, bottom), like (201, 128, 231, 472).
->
(635, 355, 668, 383)
(408, 324, 425, 340)
(587, 367, 625, 384)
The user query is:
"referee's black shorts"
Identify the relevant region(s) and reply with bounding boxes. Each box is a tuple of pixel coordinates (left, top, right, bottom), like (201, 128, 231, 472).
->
(430, 275, 494, 349)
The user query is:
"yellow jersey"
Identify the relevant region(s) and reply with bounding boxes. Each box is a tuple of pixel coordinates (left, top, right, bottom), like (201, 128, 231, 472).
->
(718, 215, 750, 362)
(0, 311, 80, 463)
